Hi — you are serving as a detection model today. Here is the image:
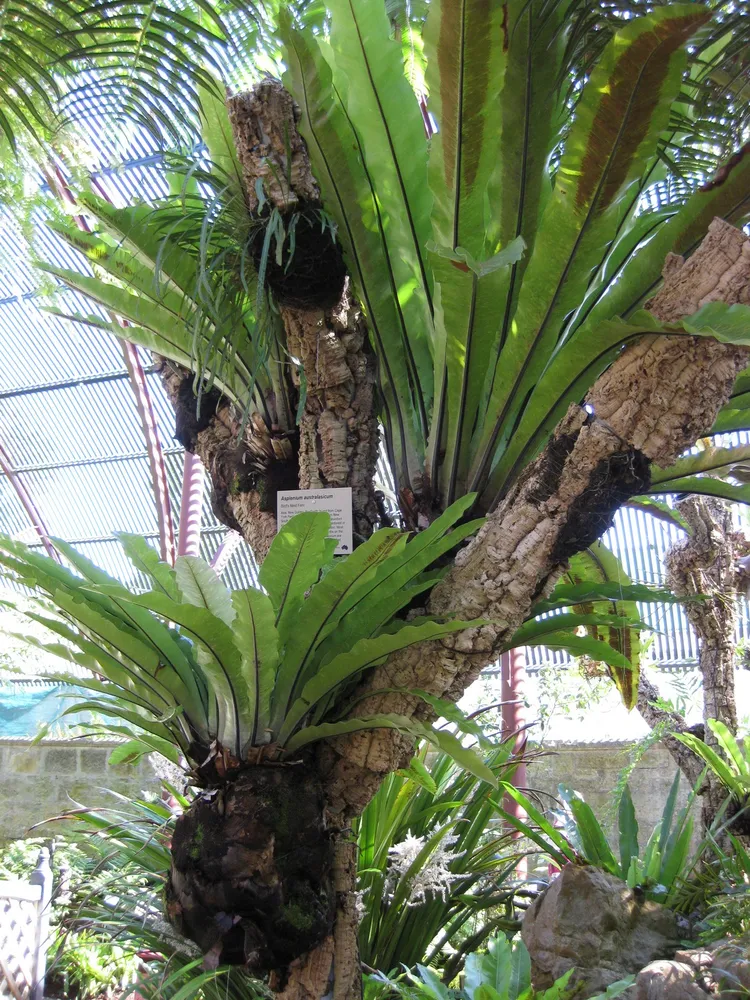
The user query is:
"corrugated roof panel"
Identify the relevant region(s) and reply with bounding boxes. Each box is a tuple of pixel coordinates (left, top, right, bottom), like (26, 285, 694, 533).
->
(94, 164, 171, 206)
(145, 370, 181, 449)
(0, 300, 128, 389)
(0, 478, 37, 540)
(0, 379, 172, 469)
(17, 459, 162, 538)
(218, 538, 260, 590)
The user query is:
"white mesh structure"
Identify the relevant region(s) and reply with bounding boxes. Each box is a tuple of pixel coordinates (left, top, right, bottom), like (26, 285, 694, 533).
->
(0, 850, 52, 1000)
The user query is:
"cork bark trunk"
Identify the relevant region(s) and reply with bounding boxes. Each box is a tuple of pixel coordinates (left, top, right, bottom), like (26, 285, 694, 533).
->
(664, 496, 744, 833)
(227, 83, 380, 548)
(319, 217, 750, 825)
(159, 81, 380, 565)
(157, 73, 750, 997)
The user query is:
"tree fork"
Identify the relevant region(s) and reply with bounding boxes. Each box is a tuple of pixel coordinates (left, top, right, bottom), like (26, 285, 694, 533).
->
(158, 361, 280, 561)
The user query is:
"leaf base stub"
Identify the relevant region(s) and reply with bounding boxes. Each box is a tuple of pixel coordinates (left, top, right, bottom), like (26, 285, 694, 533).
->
(166, 763, 335, 973)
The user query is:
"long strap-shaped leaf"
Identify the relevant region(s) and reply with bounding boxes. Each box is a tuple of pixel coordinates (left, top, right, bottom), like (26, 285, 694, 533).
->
(470, 6, 707, 501)
(424, 0, 505, 259)
(280, 17, 428, 493)
(258, 511, 336, 629)
(482, 298, 750, 501)
(563, 542, 643, 709)
(483, 0, 572, 377)
(271, 527, 404, 728)
(231, 587, 279, 748)
(286, 713, 497, 786)
(426, 242, 525, 503)
(278, 617, 483, 743)
(327, 0, 434, 323)
(51, 537, 207, 718)
(95, 588, 253, 757)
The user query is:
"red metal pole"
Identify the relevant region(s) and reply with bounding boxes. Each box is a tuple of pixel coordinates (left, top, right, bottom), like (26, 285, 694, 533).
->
(501, 647, 528, 859)
(177, 451, 204, 557)
(0, 443, 59, 562)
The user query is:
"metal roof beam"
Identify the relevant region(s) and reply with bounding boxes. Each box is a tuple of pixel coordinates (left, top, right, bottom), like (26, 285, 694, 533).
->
(177, 451, 205, 557)
(0, 447, 183, 476)
(0, 367, 158, 400)
(122, 342, 177, 565)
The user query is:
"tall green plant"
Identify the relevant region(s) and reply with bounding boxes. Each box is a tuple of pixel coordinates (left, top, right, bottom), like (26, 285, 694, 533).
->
(365, 933, 634, 1000)
(0, 504, 503, 781)
(356, 742, 529, 977)
(39, 788, 270, 1000)
(34, 2, 750, 528)
(277, 1, 750, 515)
(498, 771, 699, 904)
(675, 720, 750, 819)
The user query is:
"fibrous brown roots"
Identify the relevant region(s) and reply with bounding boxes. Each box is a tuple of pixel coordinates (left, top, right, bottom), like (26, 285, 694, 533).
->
(166, 764, 335, 976)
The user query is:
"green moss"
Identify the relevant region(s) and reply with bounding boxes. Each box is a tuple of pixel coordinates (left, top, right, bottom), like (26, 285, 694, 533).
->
(280, 902, 315, 932)
(190, 823, 205, 860)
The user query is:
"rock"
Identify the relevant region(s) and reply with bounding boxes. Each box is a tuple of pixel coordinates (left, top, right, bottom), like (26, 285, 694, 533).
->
(673, 952, 713, 970)
(635, 961, 709, 1000)
(522, 865, 681, 997)
(711, 949, 750, 998)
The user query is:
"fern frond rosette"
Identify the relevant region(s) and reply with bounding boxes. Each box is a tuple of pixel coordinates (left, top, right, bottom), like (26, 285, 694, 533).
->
(280, 0, 750, 516)
(0, 503, 498, 969)
(0, 499, 493, 784)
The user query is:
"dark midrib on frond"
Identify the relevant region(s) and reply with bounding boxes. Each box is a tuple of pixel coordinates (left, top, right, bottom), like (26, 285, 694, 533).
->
(619, 189, 750, 317)
(429, 367, 448, 491)
(107, 594, 207, 723)
(283, 543, 400, 718)
(470, 53, 655, 495)
(562, 152, 675, 340)
(486, 8, 534, 401)
(332, 80, 430, 442)
(348, 0, 434, 318)
(447, 271, 478, 505)
(179, 622, 242, 757)
(566, 214, 673, 339)
(291, 53, 411, 481)
(273, 524, 315, 627)
(74, 616, 173, 712)
(49, 267, 254, 397)
(644, 480, 746, 502)
(247, 599, 261, 746)
(452, 0, 468, 250)
(583, 545, 621, 619)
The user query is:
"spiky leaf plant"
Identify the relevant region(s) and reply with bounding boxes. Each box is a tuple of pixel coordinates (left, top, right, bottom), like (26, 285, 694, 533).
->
(0, 502, 504, 969)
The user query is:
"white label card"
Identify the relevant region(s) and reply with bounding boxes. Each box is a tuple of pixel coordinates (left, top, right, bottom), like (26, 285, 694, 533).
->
(277, 488, 354, 555)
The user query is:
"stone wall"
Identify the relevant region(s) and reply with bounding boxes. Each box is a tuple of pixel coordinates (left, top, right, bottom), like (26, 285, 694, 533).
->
(528, 741, 693, 842)
(0, 740, 161, 841)
(0, 738, 689, 843)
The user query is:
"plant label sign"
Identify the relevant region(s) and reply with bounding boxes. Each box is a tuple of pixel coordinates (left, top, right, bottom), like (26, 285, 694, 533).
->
(277, 488, 354, 555)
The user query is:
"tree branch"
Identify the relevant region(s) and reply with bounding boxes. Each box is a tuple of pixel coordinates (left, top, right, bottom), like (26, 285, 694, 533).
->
(320, 218, 750, 821)
(636, 672, 704, 787)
